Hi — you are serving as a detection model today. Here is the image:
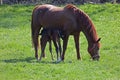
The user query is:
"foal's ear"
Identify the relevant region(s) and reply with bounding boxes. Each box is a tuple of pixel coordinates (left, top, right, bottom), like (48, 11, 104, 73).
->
(96, 38, 101, 43)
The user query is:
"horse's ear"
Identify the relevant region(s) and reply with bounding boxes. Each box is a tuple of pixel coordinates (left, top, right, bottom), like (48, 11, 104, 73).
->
(96, 38, 101, 43)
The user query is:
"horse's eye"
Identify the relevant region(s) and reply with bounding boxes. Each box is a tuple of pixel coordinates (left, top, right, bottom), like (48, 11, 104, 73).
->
(94, 47, 99, 54)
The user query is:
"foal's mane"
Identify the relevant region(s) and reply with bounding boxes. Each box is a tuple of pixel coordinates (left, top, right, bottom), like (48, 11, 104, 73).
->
(65, 4, 98, 43)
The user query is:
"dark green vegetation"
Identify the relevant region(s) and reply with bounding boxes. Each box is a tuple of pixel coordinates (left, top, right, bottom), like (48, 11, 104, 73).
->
(0, 4, 120, 80)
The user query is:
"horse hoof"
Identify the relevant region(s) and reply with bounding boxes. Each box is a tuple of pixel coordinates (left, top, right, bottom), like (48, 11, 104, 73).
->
(42, 53, 46, 58)
(35, 55, 38, 59)
(77, 56, 81, 60)
(56, 58, 62, 63)
(36, 58, 39, 61)
(61, 57, 64, 61)
(77, 57, 82, 60)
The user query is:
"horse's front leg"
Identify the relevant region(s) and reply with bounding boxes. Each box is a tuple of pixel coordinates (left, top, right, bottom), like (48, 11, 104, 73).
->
(74, 33, 81, 60)
(61, 35, 69, 61)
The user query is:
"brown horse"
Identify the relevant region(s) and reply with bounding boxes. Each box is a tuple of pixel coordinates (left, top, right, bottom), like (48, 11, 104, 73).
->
(31, 4, 101, 61)
(39, 28, 62, 61)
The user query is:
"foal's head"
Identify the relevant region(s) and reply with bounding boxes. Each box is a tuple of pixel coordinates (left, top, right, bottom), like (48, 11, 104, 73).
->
(88, 38, 101, 61)
(40, 29, 61, 43)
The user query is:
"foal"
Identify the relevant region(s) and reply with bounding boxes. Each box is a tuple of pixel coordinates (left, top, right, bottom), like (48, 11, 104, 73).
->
(39, 28, 63, 61)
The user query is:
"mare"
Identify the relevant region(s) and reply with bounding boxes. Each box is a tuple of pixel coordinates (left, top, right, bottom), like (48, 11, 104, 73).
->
(31, 4, 101, 61)
(39, 28, 62, 61)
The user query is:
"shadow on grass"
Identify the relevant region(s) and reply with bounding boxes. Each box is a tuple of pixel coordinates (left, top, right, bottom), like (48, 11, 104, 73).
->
(2, 57, 36, 63)
(1, 57, 68, 64)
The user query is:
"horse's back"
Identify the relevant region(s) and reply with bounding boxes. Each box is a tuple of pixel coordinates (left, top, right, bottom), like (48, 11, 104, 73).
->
(32, 4, 78, 33)
(41, 5, 77, 28)
(33, 4, 60, 12)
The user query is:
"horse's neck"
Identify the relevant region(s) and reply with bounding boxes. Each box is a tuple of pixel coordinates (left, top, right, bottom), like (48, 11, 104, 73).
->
(81, 15, 98, 47)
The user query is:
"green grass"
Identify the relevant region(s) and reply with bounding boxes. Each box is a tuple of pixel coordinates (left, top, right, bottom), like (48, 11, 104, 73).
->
(0, 3, 120, 80)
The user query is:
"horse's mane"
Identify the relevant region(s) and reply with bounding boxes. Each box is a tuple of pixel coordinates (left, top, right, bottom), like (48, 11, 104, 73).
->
(64, 4, 79, 13)
(65, 4, 98, 43)
(78, 10, 98, 43)
(64, 4, 77, 9)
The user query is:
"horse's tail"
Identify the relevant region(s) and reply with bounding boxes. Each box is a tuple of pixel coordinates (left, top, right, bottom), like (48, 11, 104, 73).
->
(31, 14, 35, 48)
(31, 7, 41, 49)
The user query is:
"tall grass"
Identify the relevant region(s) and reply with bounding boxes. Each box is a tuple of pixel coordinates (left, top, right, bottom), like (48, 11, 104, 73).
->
(0, 4, 120, 80)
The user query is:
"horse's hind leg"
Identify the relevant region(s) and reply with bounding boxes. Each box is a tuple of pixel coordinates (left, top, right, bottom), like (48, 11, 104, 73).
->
(74, 33, 81, 60)
(33, 27, 41, 60)
(39, 37, 47, 61)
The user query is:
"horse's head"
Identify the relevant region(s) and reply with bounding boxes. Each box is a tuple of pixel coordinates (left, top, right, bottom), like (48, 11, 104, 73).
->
(88, 38, 101, 61)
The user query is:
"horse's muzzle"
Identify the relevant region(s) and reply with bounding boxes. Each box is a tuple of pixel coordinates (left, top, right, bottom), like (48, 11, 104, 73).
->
(92, 55, 100, 61)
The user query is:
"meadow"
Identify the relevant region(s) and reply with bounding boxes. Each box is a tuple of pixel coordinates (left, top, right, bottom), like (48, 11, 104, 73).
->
(0, 3, 120, 80)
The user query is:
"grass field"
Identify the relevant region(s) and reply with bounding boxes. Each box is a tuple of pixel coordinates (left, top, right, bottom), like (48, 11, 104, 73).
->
(0, 3, 120, 80)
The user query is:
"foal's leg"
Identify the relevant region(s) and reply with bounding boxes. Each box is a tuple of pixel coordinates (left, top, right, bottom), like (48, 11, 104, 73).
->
(61, 35, 69, 61)
(53, 40, 59, 60)
(74, 33, 81, 60)
(58, 38, 62, 58)
(49, 40, 54, 60)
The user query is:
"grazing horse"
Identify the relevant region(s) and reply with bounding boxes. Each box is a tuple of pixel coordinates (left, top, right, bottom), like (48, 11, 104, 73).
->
(31, 4, 101, 61)
(39, 28, 62, 61)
